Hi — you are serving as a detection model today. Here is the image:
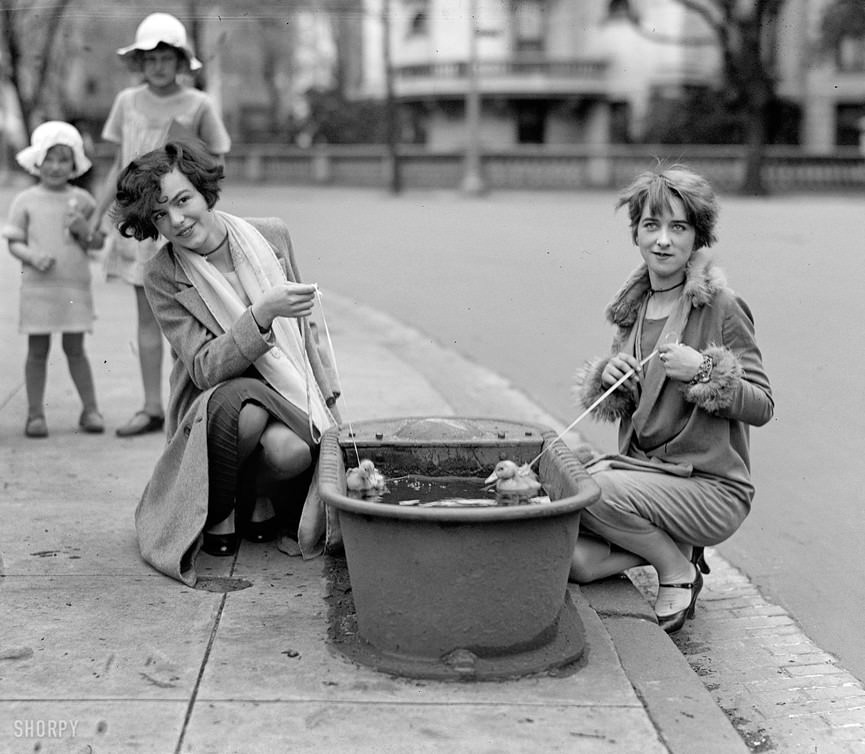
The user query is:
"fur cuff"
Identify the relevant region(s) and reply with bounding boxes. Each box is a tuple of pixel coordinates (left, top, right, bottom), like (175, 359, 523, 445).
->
(573, 357, 636, 422)
(682, 345, 742, 413)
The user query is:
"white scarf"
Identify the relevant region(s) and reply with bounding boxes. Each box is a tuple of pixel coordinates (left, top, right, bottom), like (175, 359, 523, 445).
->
(175, 211, 334, 442)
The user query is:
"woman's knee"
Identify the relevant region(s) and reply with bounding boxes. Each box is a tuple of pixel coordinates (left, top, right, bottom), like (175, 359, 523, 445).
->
(259, 423, 312, 479)
(237, 403, 269, 459)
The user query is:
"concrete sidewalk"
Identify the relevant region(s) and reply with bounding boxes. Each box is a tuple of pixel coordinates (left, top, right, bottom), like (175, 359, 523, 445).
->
(0, 267, 748, 753)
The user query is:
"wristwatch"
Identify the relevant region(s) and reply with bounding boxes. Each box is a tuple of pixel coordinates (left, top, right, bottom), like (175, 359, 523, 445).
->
(689, 354, 714, 385)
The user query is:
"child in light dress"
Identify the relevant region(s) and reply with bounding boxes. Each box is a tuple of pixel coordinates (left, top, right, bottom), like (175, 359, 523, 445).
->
(3, 121, 106, 438)
(89, 12, 231, 438)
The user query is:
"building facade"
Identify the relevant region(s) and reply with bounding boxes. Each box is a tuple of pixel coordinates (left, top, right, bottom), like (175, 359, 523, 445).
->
(3, 0, 862, 153)
(358, 0, 865, 152)
(778, 0, 865, 153)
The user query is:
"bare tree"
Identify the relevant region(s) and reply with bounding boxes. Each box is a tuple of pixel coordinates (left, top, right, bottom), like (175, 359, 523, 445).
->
(0, 0, 74, 132)
(673, 0, 786, 195)
(320, 0, 364, 98)
(631, 0, 787, 194)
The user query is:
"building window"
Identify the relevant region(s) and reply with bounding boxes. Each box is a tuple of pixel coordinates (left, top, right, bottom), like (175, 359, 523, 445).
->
(609, 101, 631, 143)
(607, 0, 633, 21)
(514, 0, 545, 53)
(837, 35, 865, 71)
(515, 100, 547, 143)
(836, 103, 865, 146)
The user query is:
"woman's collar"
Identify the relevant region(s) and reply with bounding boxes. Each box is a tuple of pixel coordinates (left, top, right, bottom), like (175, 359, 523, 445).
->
(605, 250, 728, 327)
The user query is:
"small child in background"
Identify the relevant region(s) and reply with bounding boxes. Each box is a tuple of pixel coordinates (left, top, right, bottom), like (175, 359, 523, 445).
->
(89, 12, 231, 438)
(3, 121, 106, 438)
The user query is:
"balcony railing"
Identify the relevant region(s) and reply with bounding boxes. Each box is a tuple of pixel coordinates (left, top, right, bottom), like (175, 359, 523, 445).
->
(393, 57, 609, 97)
(396, 58, 608, 79)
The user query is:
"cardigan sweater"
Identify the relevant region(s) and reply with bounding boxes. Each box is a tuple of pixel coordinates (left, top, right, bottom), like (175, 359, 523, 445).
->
(574, 250, 774, 507)
(135, 216, 340, 585)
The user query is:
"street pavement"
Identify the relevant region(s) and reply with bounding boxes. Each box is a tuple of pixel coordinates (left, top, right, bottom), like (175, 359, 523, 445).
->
(2, 185, 864, 753)
(0, 244, 749, 752)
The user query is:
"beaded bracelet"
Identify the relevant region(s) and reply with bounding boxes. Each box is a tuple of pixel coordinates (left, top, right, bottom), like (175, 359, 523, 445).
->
(689, 354, 714, 385)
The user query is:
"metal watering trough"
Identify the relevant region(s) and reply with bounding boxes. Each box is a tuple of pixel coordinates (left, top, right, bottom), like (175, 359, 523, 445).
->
(318, 416, 601, 681)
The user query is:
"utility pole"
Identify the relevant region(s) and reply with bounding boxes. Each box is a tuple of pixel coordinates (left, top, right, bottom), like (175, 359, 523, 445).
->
(383, 0, 402, 193)
(460, 0, 486, 195)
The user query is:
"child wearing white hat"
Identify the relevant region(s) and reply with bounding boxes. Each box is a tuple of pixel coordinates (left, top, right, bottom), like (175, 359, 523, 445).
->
(3, 121, 106, 437)
(88, 12, 231, 438)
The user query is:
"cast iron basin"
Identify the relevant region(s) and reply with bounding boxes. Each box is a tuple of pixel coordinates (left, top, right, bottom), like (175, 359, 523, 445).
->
(319, 416, 601, 680)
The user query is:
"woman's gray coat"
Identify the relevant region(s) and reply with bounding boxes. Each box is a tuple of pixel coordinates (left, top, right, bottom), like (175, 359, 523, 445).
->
(135, 217, 340, 585)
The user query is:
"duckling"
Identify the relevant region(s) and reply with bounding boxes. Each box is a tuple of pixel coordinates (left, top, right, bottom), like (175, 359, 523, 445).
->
(346, 458, 387, 494)
(484, 460, 542, 496)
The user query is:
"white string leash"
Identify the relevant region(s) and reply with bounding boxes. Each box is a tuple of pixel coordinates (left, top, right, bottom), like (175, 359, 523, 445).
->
(527, 350, 658, 470)
(312, 285, 361, 467)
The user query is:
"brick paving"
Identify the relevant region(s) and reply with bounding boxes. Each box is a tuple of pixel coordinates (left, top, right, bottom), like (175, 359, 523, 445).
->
(628, 552, 865, 753)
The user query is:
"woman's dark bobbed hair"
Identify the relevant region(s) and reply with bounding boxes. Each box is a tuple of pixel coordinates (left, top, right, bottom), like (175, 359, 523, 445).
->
(112, 139, 224, 242)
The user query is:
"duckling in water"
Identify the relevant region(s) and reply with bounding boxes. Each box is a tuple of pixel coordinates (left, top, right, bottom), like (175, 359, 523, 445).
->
(484, 460, 542, 496)
(346, 458, 387, 495)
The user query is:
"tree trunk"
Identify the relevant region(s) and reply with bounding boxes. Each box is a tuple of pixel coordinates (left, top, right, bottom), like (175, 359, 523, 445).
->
(0, 5, 30, 131)
(741, 101, 768, 195)
(736, 12, 771, 195)
(1, 0, 71, 132)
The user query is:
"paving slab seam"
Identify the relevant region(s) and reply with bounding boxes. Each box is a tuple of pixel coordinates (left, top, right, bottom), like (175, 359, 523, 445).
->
(0, 380, 21, 412)
(176, 586, 232, 754)
(189, 699, 646, 709)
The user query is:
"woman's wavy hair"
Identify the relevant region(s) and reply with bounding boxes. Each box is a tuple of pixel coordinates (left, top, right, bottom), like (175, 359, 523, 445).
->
(112, 140, 224, 242)
(615, 163, 719, 251)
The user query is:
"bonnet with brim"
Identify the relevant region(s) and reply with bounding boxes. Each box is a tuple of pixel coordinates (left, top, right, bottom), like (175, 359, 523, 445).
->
(116, 12, 202, 71)
(16, 121, 92, 178)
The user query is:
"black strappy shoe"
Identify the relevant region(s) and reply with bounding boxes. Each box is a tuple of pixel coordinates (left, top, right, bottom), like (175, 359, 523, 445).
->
(656, 568, 703, 634)
(242, 517, 279, 543)
(691, 545, 711, 575)
(202, 532, 238, 557)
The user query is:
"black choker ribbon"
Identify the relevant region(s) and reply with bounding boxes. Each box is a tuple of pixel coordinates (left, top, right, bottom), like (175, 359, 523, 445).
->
(200, 230, 229, 258)
(649, 280, 685, 295)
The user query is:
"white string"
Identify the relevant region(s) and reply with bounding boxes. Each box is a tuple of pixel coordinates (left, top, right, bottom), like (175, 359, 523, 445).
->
(313, 286, 361, 467)
(527, 350, 658, 470)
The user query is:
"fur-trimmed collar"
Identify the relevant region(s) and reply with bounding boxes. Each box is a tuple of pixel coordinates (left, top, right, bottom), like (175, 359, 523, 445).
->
(605, 250, 728, 328)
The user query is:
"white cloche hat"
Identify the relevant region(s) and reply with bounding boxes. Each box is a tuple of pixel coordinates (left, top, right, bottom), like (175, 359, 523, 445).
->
(16, 121, 92, 178)
(116, 12, 202, 71)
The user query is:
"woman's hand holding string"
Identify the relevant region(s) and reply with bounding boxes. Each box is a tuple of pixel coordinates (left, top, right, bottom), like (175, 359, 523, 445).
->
(602, 352, 640, 399)
(658, 343, 704, 382)
(251, 282, 317, 331)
